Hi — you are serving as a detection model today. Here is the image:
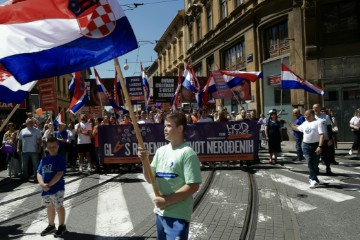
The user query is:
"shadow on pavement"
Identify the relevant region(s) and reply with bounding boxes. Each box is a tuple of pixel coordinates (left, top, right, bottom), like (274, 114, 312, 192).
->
(62, 231, 155, 240)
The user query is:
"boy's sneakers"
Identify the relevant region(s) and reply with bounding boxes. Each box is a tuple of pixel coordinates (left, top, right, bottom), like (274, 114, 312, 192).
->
(40, 224, 56, 236)
(54, 224, 67, 237)
(349, 149, 353, 155)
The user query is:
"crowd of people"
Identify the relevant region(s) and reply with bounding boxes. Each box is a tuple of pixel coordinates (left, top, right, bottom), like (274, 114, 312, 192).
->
(0, 105, 359, 185)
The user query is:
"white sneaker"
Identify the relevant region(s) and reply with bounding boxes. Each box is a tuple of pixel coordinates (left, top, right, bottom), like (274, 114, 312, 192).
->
(349, 149, 353, 155)
(79, 165, 83, 172)
(309, 180, 319, 189)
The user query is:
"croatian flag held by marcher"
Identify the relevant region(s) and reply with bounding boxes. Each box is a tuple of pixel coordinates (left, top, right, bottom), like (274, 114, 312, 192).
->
(54, 111, 63, 127)
(95, 68, 128, 114)
(200, 70, 262, 106)
(170, 69, 183, 112)
(67, 72, 89, 114)
(220, 70, 263, 87)
(182, 64, 201, 109)
(141, 64, 150, 111)
(0, 65, 37, 104)
(281, 64, 324, 96)
(0, 0, 138, 85)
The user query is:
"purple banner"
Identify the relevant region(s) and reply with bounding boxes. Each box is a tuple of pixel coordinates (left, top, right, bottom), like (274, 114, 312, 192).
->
(98, 120, 259, 163)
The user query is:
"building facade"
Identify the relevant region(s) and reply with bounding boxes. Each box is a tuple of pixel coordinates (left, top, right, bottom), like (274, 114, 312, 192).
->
(150, 0, 360, 141)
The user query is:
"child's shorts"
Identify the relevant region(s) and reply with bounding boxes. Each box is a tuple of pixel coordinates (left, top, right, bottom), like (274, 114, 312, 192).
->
(41, 190, 65, 209)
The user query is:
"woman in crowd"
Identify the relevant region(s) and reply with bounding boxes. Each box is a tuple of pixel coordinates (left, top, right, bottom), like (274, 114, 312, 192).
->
(265, 110, 282, 164)
(2, 123, 20, 178)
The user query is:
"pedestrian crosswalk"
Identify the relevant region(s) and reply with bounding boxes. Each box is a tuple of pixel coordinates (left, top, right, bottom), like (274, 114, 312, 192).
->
(1, 156, 360, 239)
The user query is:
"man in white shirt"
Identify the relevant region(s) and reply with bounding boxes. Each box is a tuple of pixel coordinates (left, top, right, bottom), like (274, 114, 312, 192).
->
(313, 104, 337, 175)
(75, 114, 93, 172)
(290, 109, 325, 188)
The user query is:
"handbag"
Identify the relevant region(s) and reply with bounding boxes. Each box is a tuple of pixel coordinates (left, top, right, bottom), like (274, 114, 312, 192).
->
(1, 143, 15, 154)
(332, 126, 339, 132)
(281, 127, 289, 141)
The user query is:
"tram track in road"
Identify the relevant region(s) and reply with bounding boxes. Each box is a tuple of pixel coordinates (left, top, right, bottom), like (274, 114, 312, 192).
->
(0, 172, 124, 226)
(189, 164, 259, 240)
(130, 164, 260, 240)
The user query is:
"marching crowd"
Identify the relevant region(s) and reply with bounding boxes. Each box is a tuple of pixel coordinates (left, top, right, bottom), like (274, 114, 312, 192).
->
(0, 105, 359, 187)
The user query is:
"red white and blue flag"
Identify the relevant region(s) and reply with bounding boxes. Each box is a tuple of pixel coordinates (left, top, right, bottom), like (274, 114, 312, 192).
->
(200, 70, 262, 106)
(281, 64, 324, 96)
(0, 0, 138, 85)
(0, 65, 37, 103)
(170, 69, 183, 112)
(67, 72, 89, 114)
(95, 68, 128, 114)
(54, 111, 63, 127)
(141, 64, 150, 111)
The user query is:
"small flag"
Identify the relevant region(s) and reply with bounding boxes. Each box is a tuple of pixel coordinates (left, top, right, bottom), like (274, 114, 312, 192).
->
(67, 72, 89, 114)
(95, 68, 128, 114)
(54, 112, 63, 127)
(141, 64, 150, 111)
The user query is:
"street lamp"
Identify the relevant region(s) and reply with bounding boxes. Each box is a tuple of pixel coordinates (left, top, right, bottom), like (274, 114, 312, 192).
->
(123, 59, 129, 70)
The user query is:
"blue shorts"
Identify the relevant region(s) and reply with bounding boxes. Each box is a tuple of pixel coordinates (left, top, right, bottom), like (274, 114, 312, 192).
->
(155, 214, 189, 240)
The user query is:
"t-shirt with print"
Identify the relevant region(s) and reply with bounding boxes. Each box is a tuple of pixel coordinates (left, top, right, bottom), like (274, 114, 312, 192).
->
(37, 154, 66, 196)
(297, 120, 325, 144)
(151, 142, 202, 222)
(18, 127, 42, 152)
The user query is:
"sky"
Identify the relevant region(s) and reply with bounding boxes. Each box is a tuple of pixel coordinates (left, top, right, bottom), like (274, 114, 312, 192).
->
(0, 0, 184, 78)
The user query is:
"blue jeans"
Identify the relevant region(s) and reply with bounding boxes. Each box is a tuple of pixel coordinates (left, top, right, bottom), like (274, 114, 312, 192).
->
(155, 214, 189, 240)
(302, 142, 320, 181)
(295, 137, 304, 160)
(21, 152, 39, 179)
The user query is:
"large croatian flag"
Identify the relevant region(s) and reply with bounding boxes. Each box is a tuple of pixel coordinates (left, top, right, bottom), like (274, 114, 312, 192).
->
(281, 64, 324, 96)
(0, 66, 37, 103)
(0, 0, 138, 84)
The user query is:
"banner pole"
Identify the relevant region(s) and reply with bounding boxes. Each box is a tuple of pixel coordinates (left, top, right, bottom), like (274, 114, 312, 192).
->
(0, 104, 20, 132)
(114, 58, 160, 197)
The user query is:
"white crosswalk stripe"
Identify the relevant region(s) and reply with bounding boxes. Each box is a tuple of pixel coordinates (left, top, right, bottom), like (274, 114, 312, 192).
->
(12, 174, 154, 239)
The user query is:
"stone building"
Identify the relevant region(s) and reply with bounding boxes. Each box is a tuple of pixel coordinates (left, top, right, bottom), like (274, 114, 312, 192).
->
(149, 0, 360, 141)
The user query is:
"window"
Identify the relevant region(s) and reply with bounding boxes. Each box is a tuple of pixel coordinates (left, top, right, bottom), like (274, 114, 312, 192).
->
(196, 17, 202, 41)
(178, 37, 183, 56)
(189, 24, 194, 45)
(320, 0, 360, 45)
(223, 41, 246, 70)
(236, 0, 243, 7)
(220, 0, 227, 20)
(207, 56, 215, 75)
(206, 5, 213, 31)
(194, 65, 202, 77)
(172, 44, 176, 62)
(275, 88, 290, 105)
(263, 21, 289, 59)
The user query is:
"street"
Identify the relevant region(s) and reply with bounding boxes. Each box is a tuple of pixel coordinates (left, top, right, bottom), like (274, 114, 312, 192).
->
(0, 142, 359, 240)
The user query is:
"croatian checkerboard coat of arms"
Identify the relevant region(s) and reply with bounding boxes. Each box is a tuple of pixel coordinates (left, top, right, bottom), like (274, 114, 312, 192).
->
(68, 0, 117, 38)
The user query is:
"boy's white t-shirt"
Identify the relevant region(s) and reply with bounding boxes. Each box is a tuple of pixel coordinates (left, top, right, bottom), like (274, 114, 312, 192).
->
(297, 119, 325, 143)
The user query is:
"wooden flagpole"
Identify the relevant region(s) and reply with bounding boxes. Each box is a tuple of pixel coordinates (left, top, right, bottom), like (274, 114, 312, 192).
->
(0, 104, 20, 132)
(114, 58, 160, 197)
